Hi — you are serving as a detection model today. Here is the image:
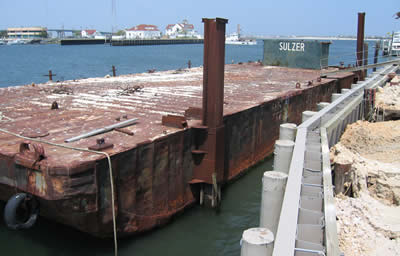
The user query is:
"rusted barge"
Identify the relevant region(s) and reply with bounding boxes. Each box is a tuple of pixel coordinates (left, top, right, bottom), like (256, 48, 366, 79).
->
(0, 19, 355, 238)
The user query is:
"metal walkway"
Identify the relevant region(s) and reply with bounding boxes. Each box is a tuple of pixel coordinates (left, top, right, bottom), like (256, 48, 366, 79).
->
(273, 63, 399, 256)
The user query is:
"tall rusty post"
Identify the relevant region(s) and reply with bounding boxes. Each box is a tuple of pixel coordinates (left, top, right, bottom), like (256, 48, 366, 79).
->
(190, 18, 228, 208)
(202, 18, 227, 129)
(373, 41, 380, 72)
(188, 60, 192, 69)
(363, 43, 368, 76)
(356, 12, 365, 80)
(112, 65, 116, 77)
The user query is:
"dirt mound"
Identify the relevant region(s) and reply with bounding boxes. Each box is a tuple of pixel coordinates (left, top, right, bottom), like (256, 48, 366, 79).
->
(339, 120, 400, 164)
(331, 120, 400, 256)
(376, 76, 400, 111)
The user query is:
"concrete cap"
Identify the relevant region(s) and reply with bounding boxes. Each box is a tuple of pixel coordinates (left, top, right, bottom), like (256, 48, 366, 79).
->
(302, 111, 316, 117)
(275, 139, 295, 147)
(263, 171, 288, 180)
(280, 123, 297, 129)
(242, 227, 274, 245)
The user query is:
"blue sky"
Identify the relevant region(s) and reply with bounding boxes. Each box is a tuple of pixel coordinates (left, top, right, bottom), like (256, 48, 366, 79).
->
(0, 0, 399, 36)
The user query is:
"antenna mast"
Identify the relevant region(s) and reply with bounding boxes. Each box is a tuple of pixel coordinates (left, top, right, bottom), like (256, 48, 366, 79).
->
(111, 0, 116, 34)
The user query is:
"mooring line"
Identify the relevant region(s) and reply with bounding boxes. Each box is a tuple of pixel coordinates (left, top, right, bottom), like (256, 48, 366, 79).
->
(0, 127, 118, 256)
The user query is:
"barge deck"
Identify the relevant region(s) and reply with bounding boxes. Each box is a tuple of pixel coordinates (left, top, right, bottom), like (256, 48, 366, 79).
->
(0, 63, 354, 237)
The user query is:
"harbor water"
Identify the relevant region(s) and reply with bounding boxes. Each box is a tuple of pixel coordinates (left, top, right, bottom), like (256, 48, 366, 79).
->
(0, 157, 272, 256)
(0, 40, 383, 88)
(0, 40, 384, 255)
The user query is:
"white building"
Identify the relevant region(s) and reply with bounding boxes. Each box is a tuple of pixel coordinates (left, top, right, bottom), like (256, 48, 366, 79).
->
(7, 27, 47, 39)
(125, 24, 161, 39)
(165, 20, 201, 39)
(81, 29, 97, 38)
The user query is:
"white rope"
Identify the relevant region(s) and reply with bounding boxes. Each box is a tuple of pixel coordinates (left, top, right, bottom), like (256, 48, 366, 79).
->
(0, 127, 118, 256)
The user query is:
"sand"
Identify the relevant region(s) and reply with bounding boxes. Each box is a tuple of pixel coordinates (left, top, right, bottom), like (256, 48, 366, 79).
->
(330, 76, 400, 256)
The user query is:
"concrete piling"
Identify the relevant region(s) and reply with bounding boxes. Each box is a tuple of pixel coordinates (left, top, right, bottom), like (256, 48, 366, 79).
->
(302, 111, 316, 123)
(341, 88, 350, 94)
(279, 123, 297, 141)
(260, 171, 288, 235)
(240, 227, 274, 256)
(331, 93, 342, 102)
(273, 140, 295, 174)
(317, 102, 330, 111)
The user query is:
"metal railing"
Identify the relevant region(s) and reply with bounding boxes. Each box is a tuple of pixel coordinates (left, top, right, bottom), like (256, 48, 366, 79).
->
(273, 63, 399, 256)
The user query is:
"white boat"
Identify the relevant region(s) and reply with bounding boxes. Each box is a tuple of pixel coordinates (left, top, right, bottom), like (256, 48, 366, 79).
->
(0, 40, 6, 45)
(391, 31, 400, 56)
(7, 39, 28, 45)
(225, 33, 257, 45)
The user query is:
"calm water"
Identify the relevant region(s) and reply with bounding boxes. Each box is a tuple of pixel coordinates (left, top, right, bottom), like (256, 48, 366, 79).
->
(0, 40, 382, 88)
(0, 158, 272, 256)
(0, 40, 383, 256)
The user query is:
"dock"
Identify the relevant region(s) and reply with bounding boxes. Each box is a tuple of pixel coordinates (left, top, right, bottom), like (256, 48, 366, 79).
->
(59, 38, 203, 46)
(60, 38, 111, 45)
(111, 38, 203, 46)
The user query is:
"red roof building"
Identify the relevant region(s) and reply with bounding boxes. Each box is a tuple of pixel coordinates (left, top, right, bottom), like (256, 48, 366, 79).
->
(127, 24, 159, 32)
(81, 29, 97, 38)
(125, 24, 161, 39)
(165, 20, 199, 39)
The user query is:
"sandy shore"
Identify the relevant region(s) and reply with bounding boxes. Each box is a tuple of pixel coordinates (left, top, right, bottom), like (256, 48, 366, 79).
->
(331, 75, 400, 256)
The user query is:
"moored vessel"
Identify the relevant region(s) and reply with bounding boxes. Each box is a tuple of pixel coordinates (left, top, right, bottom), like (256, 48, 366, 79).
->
(391, 31, 400, 56)
(225, 24, 257, 45)
(0, 18, 355, 238)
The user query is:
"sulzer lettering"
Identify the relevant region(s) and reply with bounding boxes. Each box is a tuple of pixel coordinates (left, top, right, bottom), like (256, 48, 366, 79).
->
(279, 42, 305, 52)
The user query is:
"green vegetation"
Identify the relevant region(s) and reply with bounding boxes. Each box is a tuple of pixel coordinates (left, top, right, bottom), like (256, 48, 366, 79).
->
(0, 30, 7, 38)
(115, 30, 126, 36)
(39, 31, 48, 38)
(73, 30, 81, 38)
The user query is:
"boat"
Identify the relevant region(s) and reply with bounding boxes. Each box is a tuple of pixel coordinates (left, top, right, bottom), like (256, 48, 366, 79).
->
(0, 20, 355, 239)
(225, 24, 257, 45)
(225, 33, 257, 45)
(381, 39, 391, 56)
(391, 31, 400, 56)
(7, 39, 28, 45)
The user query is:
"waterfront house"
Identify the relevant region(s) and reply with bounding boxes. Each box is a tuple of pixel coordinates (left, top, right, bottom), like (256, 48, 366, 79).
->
(81, 29, 97, 38)
(125, 25, 161, 39)
(7, 27, 47, 39)
(165, 20, 201, 39)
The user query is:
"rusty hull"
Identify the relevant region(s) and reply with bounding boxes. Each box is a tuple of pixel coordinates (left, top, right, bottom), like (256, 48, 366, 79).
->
(0, 63, 354, 237)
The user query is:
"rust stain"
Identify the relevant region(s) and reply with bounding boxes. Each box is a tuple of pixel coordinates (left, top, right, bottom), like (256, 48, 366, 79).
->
(0, 60, 355, 237)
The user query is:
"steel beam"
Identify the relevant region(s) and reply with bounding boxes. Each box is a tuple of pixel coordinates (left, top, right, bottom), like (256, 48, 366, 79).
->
(356, 13, 365, 69)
